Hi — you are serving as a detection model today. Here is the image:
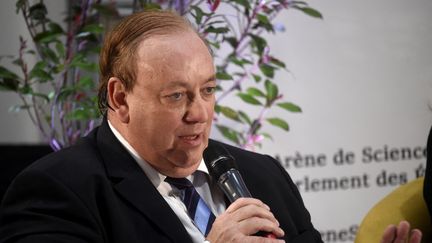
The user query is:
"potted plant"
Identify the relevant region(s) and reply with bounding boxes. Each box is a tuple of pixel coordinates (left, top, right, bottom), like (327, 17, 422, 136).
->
(0, 0, 321, 151)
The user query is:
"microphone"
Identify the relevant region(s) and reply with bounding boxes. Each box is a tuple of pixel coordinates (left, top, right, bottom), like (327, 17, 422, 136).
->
(203, 141, 277, 239)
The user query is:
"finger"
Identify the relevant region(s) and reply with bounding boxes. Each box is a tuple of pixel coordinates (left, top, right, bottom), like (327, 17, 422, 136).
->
(381, 224, 396, 243)
(231, 204, 279, 225)
(225, 198, 270, 213)
(246, 235, 285, 243)
(238, 217, 285, 238)
(409, 229, 422, 243)
(394, 221, 410, 243)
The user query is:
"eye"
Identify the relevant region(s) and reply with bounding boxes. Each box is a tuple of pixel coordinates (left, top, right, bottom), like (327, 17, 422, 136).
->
(203, 86, 216, 95)
(169, 92, 184, 101)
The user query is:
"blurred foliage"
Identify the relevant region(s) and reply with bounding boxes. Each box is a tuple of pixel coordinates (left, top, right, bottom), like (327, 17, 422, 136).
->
(0, 0, 321, 150)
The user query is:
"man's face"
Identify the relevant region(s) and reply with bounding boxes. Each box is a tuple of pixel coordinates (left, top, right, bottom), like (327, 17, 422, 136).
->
(123, 31, 216, 178)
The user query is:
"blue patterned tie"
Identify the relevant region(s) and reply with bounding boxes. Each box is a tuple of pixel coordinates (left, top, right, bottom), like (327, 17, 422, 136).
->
(165, 177, 216, 236)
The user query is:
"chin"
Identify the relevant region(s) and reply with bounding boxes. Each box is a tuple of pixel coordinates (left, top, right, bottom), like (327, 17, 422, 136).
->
(166, 160, 201, 178)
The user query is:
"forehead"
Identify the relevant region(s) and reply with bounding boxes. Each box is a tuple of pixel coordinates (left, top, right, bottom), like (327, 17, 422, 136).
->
(137, 30, 210, 60)
(135, 31, 214, 84)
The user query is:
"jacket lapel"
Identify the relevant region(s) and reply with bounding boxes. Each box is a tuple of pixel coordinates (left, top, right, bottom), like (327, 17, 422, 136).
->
(94, 119, 192, 242)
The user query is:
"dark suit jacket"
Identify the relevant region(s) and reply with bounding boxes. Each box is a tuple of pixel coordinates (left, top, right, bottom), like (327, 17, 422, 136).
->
(0, 119, 322, 243)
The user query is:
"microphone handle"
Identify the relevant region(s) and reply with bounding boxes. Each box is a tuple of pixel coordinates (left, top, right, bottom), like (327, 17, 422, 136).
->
(217, 169, 251, 200)
(217, 169, 277, 239)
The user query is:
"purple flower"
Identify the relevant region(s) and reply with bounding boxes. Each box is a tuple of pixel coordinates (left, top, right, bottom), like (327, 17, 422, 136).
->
(207, 0, 221, 12)
(273, 23, 286, 32)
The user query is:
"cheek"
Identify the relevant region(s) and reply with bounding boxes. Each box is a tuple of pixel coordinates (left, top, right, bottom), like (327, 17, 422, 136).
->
(147, 109, 185, 136)
(206, 101, 215, 121)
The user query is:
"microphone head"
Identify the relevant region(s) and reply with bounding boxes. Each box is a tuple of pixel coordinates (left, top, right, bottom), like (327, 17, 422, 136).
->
(203, 141, 238, 180)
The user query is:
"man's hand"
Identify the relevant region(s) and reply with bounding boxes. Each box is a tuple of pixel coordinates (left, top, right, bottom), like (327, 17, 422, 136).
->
(381, 221, 422, 243)
(206, 198, 285, 243)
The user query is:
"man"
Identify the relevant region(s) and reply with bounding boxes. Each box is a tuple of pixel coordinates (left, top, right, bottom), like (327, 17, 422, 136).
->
(0, 10, 421, 243)
(0, 10, 318, 243)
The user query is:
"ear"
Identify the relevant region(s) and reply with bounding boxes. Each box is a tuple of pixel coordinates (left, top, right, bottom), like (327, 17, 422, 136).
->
(107, 77, 130, 123)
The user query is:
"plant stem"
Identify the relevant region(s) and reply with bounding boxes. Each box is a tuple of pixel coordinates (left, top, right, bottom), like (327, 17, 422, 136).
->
(216, 63, 258, 104)
(19, 4, 44, 62)
(216, 2, 286, 104)
(17, 93, 49, 141)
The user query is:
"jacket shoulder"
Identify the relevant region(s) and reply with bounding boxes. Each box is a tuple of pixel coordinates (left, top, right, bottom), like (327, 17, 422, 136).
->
(21, 129, 106, 189)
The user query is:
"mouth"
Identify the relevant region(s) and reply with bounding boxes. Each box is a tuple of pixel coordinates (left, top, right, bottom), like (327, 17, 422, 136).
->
(178, 133, 203, 146)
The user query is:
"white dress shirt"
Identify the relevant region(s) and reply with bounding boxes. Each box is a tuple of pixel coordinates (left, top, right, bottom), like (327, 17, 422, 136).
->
(108, 122, 226, 243)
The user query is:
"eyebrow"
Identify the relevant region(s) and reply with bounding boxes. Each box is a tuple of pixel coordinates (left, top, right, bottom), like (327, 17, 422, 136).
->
(163, 75, 216, 89)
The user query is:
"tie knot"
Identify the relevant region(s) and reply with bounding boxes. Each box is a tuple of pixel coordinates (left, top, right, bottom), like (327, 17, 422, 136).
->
(165, 177, 193, 190)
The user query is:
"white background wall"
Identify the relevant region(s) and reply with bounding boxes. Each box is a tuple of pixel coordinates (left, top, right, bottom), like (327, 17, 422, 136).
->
(255, 0, 432, 241)
(1, 0, 432, 242)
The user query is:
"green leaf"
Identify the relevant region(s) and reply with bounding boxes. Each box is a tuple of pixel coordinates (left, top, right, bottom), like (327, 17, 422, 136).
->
(270, 57, 286, 68)
(66, 108, 91, 121)
(71, 59, 98, 72)
(255, 14, 274, 32)
(207, 40, 220, 49)
(191, 6, 205, 25)
(252, 74, 262, 83)
(216, 125, 240, 144)
(229, 56, 244, 67)
(41, 46, 59, 64)
(33, 60, 47, 70)
(142, 3, 163, 10)
(238, 93, 262, 105)
(19, 85, 32, 94)
(206, 20, 227, 26)
(33, 92, 50, 103)
(250, 34, 267, 55)
(277, 102, 302, 112)
(231, 0, 251, 10)
(16, 0, 26, 14)
(238, 111, 251, 125)
(257, 14, 270, 24)
(294, 6, 323, 19)
(0, 66, 19, 80)
(205, 26, 230, 34)
(216, 72, 233, 80)
(48, 91, 55, 100)
(29, 67, 52, 82)
(261, 132, 273, 141)
(267, 117, 289, 131)
(214, 104, 221, 113)
(49, 22, 64, 34)
(57, 87, 75, 101)
(9, 104, 30, 113)
(91, 3, 121, 16)
(0, 66, 20, 91)
(265, 80, 278, 102)
(34, 30, 61, 43)
(230, 56, 252, 67)
(259, 64, 274, 78)
(220, 106, 241, 122)
(12, 58, 23, 67)
(0, 79, 19, 91)
(28, 3, 47, 21)
(79, 76, 95, 89)
(55, 42, 66, 59)
(53, 64, 65, 74)
(246, 87, 265, 97)
(224, 37, 238, 48)
(81, 24, 104, 34)
(26, 50, 36, 55)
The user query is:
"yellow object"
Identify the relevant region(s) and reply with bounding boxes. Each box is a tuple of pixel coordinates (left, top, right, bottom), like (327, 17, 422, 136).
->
(355, 177, 431, 243)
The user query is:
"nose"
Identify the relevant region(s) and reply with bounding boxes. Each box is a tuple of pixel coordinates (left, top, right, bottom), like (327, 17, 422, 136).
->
(184, 96, 209, 124)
